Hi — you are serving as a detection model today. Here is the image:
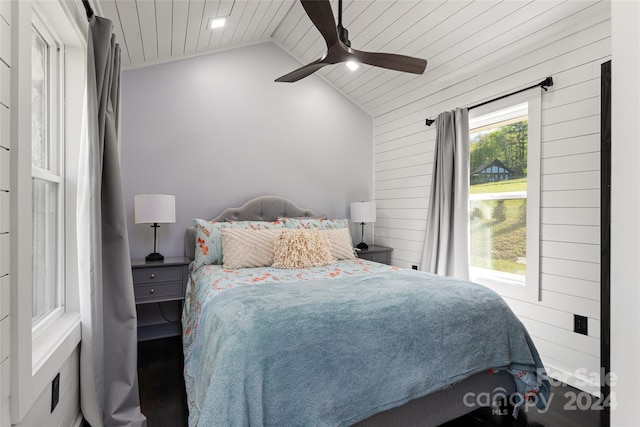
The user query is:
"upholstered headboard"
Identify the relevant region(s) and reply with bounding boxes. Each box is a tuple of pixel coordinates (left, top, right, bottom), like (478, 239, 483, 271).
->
(184, 196, 317, 260)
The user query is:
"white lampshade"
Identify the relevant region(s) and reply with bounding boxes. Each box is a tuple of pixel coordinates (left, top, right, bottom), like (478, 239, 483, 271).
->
(350, 201, 376, 223)
(135, 194, 176, 224)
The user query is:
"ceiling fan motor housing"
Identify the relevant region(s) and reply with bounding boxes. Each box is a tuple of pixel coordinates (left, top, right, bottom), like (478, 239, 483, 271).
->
(337, 24, 350, 47)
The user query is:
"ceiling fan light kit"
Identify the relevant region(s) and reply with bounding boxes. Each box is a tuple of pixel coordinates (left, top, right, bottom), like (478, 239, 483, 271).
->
(275, 0, 427, 83)
(346, 61, 359, 71)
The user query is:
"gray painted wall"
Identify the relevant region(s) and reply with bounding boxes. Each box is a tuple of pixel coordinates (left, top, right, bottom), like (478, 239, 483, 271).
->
(121, 42, 373, 259)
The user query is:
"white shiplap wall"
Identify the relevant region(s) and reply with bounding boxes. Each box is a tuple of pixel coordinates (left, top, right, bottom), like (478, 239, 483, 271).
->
(373, 10, 610, 393)
(0, 1, 9, 425)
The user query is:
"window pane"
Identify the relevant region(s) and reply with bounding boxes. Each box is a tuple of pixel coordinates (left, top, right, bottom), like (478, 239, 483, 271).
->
(31, 30, 48, 170)
(470, 120, 528, 184)
(32, 178, 59, 325)
(469, 117, 528, 278)
(470, 197, 526, 276)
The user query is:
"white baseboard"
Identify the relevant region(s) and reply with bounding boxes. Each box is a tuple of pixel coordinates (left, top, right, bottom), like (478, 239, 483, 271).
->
(545, 363, 601, 396)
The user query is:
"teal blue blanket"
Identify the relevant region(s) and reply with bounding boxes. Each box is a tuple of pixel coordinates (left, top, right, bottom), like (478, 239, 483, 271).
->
(186, 269, 548, 426)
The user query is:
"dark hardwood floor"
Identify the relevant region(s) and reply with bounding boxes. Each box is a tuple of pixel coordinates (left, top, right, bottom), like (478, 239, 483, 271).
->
(138, 337, 189, 427)
(138, 337, 606, 427)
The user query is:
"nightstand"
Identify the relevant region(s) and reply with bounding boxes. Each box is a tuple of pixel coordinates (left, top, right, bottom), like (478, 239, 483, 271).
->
(356, 245, 392, 265)
(131, 256, 190, 342)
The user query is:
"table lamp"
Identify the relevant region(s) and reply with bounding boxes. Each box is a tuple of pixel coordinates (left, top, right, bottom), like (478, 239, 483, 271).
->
(350, 201, 376, 250)
(135, 194, 176, 262)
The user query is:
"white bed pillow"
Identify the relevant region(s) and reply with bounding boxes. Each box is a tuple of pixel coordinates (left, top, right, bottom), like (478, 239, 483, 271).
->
(192, 219, 284, 269)
(324, 228, 356, 260)
(221, 228, 282, 269)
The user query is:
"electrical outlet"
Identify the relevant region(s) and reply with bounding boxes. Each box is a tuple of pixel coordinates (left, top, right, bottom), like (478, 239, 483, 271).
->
(411, 265, 418, 270)
(51, 373, 60, 413)
(574, 314, 588, 336)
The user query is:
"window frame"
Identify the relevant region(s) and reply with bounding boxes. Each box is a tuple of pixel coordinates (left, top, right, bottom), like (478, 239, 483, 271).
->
(30, 8, 66, 337)
(468, 90, 541, 302)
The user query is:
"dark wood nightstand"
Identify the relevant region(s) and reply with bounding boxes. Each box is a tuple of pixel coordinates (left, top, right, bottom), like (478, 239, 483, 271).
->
(356, 245, 392, 265)
(131, 256, 190, 342)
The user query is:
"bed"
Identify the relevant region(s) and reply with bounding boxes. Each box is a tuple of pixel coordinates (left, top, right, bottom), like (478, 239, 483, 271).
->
(182, 196, 549, 426)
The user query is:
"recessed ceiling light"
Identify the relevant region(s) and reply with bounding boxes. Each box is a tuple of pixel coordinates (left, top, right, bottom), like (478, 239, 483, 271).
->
(208, 17, 226, 29)
(346, 61, 359, 71)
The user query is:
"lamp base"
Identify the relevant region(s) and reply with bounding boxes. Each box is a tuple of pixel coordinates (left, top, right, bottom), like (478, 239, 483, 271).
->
(145, 252, 164, 262)
(356, 242, 369, 251)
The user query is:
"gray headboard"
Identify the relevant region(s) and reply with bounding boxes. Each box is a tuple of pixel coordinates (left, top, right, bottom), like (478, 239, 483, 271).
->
(185, 195, 317, 260)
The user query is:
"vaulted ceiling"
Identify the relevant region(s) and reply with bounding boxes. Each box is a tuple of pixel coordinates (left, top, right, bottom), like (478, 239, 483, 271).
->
(92, 0, 607, 115)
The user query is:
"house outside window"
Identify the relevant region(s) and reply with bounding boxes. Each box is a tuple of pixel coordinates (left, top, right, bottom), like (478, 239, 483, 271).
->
(470, 159, 514, 184)
(468, 93, 541, 301)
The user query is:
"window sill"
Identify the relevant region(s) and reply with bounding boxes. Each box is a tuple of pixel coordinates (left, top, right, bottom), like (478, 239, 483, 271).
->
(31, 311, 80, 395)
(471, 268, 539, 301)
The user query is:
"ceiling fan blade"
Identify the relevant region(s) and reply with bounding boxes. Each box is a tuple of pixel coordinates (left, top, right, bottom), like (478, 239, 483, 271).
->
(351, 49, 427, 75)
(275, 58, 331, 83)
(300, 0, 338, 47)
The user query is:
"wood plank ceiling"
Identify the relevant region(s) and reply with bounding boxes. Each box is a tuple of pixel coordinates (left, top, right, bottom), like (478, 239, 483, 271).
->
(93, 0, 607, 115)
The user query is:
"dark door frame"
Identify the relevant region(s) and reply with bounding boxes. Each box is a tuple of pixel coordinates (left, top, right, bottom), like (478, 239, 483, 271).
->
(600, 59, 611, 426)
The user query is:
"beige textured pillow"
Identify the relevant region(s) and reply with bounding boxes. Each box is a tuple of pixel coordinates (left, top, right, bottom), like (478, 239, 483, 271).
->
(272, 229, 334, 269)
(324, 228, 356, 260)
(221, 228, 282, 269)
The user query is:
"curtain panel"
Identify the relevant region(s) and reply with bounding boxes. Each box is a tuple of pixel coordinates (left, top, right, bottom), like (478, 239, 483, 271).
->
(77, 15, 147, 427)
(421, 108, 470, 280)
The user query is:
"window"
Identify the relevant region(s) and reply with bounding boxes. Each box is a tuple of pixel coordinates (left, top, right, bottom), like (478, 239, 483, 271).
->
(11, 1, 85, 421)
(31, 11, 64, 332)
(468, 93, 541, 301)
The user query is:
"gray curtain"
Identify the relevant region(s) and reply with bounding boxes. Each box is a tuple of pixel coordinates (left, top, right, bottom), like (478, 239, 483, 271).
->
(77, 15, 147, 427)
(420, 108, 470, 279)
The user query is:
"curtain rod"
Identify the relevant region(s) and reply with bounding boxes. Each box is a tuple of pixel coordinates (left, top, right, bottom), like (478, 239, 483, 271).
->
(425, 76, 554, 126)
(82, 0, 94, 21)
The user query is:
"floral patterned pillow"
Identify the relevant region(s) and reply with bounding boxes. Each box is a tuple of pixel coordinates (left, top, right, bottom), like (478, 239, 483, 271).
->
(192, 219, 285, 269)
(279, 217, 349, 230)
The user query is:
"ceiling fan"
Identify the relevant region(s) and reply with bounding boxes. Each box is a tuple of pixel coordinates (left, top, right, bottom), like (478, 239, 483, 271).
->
(275, 0, 427, 83)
